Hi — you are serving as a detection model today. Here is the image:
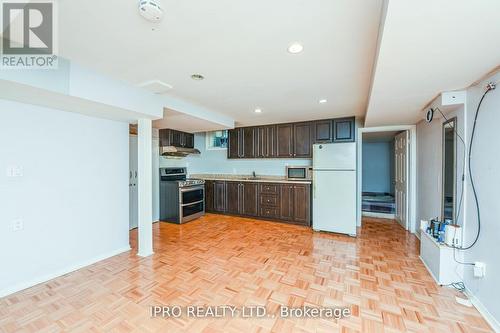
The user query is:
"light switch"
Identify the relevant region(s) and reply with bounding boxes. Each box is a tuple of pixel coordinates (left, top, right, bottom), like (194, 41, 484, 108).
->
(6, 166, 23, 177)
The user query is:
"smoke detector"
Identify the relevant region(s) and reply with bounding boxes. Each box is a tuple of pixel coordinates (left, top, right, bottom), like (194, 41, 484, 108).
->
(139, 0, 164, 22)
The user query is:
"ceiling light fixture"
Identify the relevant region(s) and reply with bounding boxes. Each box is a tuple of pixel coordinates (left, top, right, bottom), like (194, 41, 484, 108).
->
(288, 42, 303, 54)
(191, 74, 205, 81)
(319, 99, 327, 104)
(254, 108, 262, 113)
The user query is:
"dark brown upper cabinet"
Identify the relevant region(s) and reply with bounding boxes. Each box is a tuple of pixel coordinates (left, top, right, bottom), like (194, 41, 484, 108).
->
(227, 116, 355, 159)
(242, 127, 256, 158)
(256, 125, 276, 158)
(293, 122, 313, 158)
(227, 127, 256, 158)
(314, 120, 333, 143)
(227, 129, 240, 159)
(158, 129, 194, 148)
(276, 123, 294, 158)
(333, 117, 355, 142)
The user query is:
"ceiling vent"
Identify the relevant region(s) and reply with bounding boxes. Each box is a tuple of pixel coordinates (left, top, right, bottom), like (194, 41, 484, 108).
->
(138, 80, 173, 94)
(138, 0, 164, 22)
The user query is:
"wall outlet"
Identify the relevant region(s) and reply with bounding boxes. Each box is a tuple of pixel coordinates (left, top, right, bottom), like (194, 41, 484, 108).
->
(474, 262, 486, 278)
(6, 165, 23, 177)
(11, 219, 24, 232)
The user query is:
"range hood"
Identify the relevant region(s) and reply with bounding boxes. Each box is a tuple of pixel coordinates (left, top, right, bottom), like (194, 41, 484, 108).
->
(160, 146, 201, 157)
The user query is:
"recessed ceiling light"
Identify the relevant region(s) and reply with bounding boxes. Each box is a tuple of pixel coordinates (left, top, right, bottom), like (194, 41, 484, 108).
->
(288, 42, 303, 54)
(254, 108, 262, 113)
(191, 74, 205, 80)
(319, 99, 327, 104)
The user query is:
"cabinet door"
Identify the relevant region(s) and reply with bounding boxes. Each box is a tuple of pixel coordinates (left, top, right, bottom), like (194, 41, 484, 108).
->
(279, 184, 294, 221)
(225, 182, 240, 214)
(159, 129, 172, 147)
(293, 122, 313, 158)
(184, 133, 195, 148)
(227, 129, 240, 159)
(241, 127, 256, 158)
(293, 184, 311, 225)
(333, 117, 355, 142)
(314, 120, 333, 143)
(241, 182, 258, 216)
(205, 180, 214, 212)
(276, 124, 294, 158)
(213, 181, 226, 212)
(256, 126, 276, 158)
(170, 130, 183, 147)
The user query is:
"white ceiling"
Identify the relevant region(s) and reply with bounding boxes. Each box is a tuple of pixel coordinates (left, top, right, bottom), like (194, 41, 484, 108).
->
(365, 0, 500, 126)
(57, 1, 500, 129)
(58, 0, 383, 127)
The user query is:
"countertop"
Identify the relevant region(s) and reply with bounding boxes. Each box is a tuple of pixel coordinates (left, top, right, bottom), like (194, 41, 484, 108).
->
(190, 174, 312, 185)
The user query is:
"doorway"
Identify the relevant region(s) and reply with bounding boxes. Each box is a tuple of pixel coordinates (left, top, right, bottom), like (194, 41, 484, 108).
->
(357, 125, 416, 233)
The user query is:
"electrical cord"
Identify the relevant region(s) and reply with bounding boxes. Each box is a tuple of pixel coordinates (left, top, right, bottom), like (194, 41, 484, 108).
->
(457, 83, 496, 250)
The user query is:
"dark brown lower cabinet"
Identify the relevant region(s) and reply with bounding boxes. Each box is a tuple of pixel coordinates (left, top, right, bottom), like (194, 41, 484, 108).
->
(205, 180, 214, 212)
(279, 184, 294, 221)
(213, 181, 226, 212)
(206, 180, 310, 226)
(292, 184, 311, 225)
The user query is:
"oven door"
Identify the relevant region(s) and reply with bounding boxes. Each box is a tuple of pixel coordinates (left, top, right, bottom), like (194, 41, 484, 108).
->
(179, 185, 205, 222)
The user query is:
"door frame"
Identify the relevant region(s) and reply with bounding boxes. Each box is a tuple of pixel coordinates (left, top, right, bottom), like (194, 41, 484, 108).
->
(357, 125, 417, 233)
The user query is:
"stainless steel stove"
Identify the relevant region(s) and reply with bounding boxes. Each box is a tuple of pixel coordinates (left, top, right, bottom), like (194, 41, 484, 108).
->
(159, 168, 205, 224)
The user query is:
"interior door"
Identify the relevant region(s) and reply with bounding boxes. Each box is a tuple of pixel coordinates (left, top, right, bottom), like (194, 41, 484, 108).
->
(129, 135, 138, 230)
(394, 131, 408, 229)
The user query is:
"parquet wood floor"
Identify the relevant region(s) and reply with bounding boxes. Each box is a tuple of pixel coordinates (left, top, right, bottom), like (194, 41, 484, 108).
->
(0, 215, 493, 333)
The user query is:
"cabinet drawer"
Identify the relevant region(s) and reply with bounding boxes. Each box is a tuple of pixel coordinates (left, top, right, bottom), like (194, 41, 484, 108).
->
(259, 207, 279, 218)
(260, 194, 278, 207)
(259, 183, 279, 194)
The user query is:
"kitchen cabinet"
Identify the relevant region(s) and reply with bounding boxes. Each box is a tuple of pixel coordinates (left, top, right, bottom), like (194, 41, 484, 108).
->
(279, 184, 294, 221)
(242, 127, 256, 158)
(333, 117, 355, 142)
(227, 129, 240, 159)
(241, 183, 259, 216)
(225, 182, 241, 214)
(293, 122, 313, 158)
(204, 180, 310, 225)
(276, 123, 294, 157)
(213, 181, 226, 212)
(227, 127, 256, 158)
(204, 180, 214, 212)
(256, 125, 276, 158)
(314, 120, 333, 143)
(292, 184, 311, 225)
(159, 129, 195, 148)
(224, 182, 258, 216)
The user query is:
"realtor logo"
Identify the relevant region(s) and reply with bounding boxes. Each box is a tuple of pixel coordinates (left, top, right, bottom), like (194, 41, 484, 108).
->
(1, 0, 57, 69)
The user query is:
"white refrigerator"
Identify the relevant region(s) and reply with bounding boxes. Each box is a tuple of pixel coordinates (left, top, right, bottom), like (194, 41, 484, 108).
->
(312, 142, 357, 236)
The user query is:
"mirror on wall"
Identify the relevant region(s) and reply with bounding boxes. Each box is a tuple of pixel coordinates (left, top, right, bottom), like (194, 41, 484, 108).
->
(442, 118, 457, 222)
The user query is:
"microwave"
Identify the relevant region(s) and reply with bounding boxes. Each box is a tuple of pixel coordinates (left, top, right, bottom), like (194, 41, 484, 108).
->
(286, 166, 312, 180)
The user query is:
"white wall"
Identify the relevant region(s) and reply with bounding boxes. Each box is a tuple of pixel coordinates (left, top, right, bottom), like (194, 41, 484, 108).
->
(416, 72, 500, 327)
(159, 132, 312, 176)
(462, 73, 500, 325)
(362, 142, 394, 194)
(0, 100, 130, 296)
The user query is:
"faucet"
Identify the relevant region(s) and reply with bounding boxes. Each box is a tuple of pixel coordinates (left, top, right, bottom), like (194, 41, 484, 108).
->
(252, 171, 256, 179)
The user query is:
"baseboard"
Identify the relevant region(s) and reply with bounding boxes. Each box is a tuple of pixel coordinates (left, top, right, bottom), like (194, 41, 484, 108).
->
(464, 288, 500, 332)
(0, 246, 131, 298)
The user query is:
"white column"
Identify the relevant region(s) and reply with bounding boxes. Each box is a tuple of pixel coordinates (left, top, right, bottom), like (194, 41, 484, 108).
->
(137, 118, 154, 257)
